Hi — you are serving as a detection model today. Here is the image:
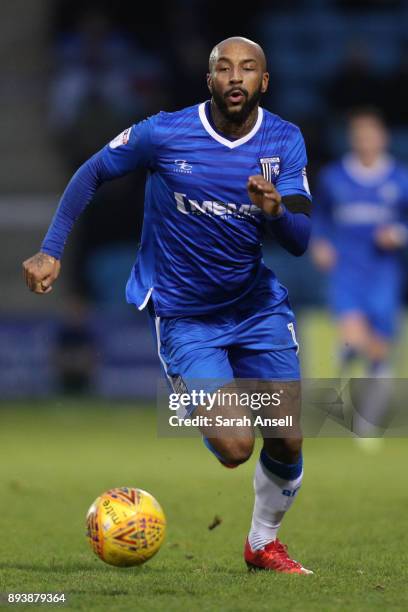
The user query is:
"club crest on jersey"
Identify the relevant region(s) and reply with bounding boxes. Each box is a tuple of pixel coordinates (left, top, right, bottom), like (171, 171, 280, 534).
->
(109, 127, 132, 149)
(260, 157, 280, 182)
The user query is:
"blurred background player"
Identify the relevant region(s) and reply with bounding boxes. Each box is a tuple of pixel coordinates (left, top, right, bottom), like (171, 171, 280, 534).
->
(311, 108, 408, 437)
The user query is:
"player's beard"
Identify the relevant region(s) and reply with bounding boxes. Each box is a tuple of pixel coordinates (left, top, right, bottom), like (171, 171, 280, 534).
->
(212, 83, 263, 125)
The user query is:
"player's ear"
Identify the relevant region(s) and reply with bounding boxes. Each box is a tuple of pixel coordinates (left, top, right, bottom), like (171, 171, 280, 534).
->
(206, 73, 213, 94)
(261, 72, 269, 94)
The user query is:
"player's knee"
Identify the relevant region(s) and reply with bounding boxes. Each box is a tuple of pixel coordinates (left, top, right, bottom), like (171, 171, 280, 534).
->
(221, 437, 254, 466)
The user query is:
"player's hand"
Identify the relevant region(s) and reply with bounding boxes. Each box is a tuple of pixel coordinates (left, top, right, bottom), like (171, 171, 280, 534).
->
(247, 175, 283, 217)
(375, 225, 408, 251)
(22, 252, 61, 295)
(310, 239, 337, 271)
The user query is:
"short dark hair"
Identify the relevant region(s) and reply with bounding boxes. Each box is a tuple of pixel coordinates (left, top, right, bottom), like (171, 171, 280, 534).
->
(346, 106, 386, 126)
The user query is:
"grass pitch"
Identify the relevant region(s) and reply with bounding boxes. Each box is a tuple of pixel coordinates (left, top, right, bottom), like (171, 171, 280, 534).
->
(1, 402, 407, 611)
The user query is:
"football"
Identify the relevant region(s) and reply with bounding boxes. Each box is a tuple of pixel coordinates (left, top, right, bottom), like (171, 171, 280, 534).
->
(86, 487, 166, 566)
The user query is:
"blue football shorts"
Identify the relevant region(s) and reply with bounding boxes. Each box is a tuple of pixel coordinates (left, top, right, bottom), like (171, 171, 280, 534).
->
(329, 268, 401, 339)
(147, 287, 300, 402)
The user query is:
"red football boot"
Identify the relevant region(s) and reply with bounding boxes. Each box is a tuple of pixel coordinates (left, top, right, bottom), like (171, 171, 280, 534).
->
(244, 538, 313, 574)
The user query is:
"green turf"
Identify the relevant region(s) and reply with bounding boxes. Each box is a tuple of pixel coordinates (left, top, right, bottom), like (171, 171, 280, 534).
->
(1, 402, 407, 611)
(300, 310, 408, 378)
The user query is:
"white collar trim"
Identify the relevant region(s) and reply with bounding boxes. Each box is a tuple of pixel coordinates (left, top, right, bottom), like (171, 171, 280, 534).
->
(198, 102, 263, 149)
(343, 153, 395, 185)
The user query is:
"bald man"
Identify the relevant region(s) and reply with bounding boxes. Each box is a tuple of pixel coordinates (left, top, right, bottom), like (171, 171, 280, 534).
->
(23, 37, 313, 574)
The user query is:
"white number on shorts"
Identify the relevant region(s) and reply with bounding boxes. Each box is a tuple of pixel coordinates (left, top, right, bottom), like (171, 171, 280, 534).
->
(287, 322, 299, 354)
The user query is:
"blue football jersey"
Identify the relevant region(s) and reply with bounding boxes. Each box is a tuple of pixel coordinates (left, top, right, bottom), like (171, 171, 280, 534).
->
(313, 154, 408, 278)
(99, 101, 311, 316)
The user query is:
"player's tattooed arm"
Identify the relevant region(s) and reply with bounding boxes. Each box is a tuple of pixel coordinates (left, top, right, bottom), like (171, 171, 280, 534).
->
(247, 175, 284, 217)
(22, 252, 61, 295)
